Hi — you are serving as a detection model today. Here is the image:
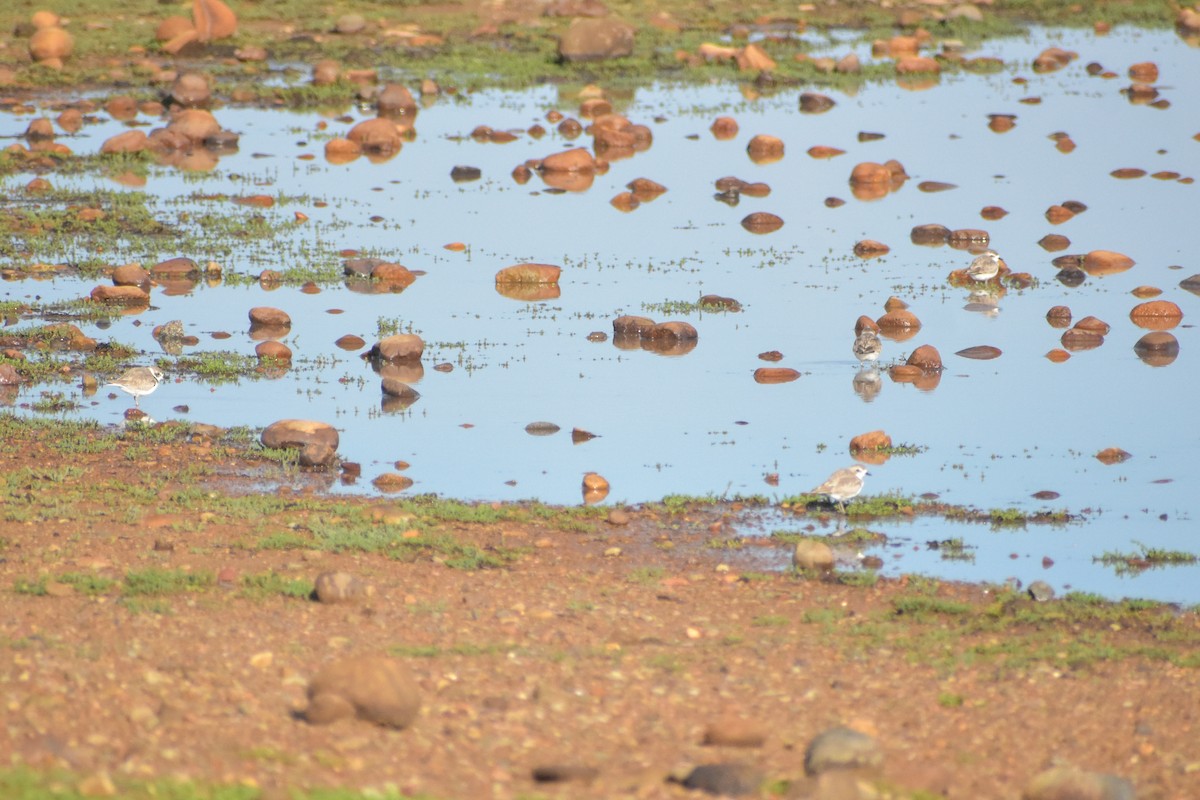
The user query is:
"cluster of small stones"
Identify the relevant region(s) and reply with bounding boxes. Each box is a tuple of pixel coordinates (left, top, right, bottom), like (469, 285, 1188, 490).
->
(611, 314, 698, 357)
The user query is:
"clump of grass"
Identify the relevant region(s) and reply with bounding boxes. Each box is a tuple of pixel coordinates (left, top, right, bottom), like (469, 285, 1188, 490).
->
(122, 568, 215, 596)
(240, 572, 314, 600)
(1095, 542, 1199, 576)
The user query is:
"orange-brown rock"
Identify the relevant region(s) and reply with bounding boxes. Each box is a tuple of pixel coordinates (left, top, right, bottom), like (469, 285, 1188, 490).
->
(336, 335, 366, 351)
(895, 56, 939, 74)
(249, 307, 291, 328)
(855, 315, 881, 335)
(579, 97, 613, 118)
(1128, 62, 1158, 82)
(854, 240, 889, 257)
(799, 92, 835, 113)
(348, 118, 402, 153)
(151, 257, 201, 277)
(168, 109, 221, 143)
(610, 192, 639, 212)
(850, 430, 891, 452)
(170, 72, 211, 107)
(112, 263, 150, 286)
(850, 162, 892, 184)
(1111, 167, 1147, 179)
(29, 27, 73, 62)
(1045, 205, 1075, 224)
(650, 321, 698, 342)
(948, 229, 989, 247)
(613, 316, 656, 337)
(558, 18, 635, 62)
(1061, 328, 1104, 351)
(1046, 306, 1073, 327)
(582, 471, 609, 496)
(1131, 286, 1161, 298)
(1073, 316, 1110, 335)
(372, 263, 416, 288)
(741, 213, 783, 234)
(1039, 234, 1070, 251)
(1133, 331, 1179, 366)
(23, 118, 55, 141)
(193, 0, 237, 41)
(495, 264, 561, 284)
(1129, 300, 1183, 330)
(373, 334, 424, 362)
(987, 114, 1016, 133)
(303, 655, 418, 726)
(753, 367, 799, 384)
(910, 224, 950, 245)
(710, 117, 738, 139)
(100, 130, 149, 154)
(627, 178, 666, 201)
(90, 285, 150, 305)
(1082, 250, 1134, 276)
(377, 84, 417, 116)
(807, 145, 845, 159)
(1033, 47, 1076, 72)
(956, 345, 1003, 361)
(876, 309, 921, 332)
(888, 364, 923, 382)
(541, 147, 595, 172)
(324, 138, 361, 163)
(1045, 349, 1071, 363)
(980, 206, 1007, 220)
(256, 341, 292, 362)
(746, 134, 784, 162)
(906, 344, 942, 371)
(312, 59, 340, 85)
(1095, 447, 1131, 465)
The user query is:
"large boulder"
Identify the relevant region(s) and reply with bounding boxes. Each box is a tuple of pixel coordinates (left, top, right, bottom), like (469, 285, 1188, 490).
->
(302, 656, 420, 729)
(558, 18, 635, 62)
(261, 419, 339, 468)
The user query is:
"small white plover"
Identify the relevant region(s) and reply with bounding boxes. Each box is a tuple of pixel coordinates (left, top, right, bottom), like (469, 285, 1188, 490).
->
(106, 366, 164, 407)
(810, 465, 870, 513)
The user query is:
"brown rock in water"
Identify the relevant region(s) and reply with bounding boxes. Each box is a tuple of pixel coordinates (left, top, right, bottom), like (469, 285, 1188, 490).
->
(746, 134, 784, 162)
(1046, 349, 1071, 363)
(170, 72, 211, 107)
(1131, 286, 1161, 298)
(650, 321, 698, 343)
(613, 316, 656, 336)
(854, 240, 889, 257)
(168, 109, 221, 143)
(627, 177, 666, 201)
(876, 309, 922, 333)
(261, 419, 339, 467)
(1061, 328, 1104, 351)
(1129, 300, 1182, 330)
(610, 192, 639, 212)
(348, 118, 402, 153)
(335, 335, 366, 351)
(988, 113, 1016, 133)
(910, 224, 950, 245)
(754, 368, 799, 384)
(303, 656, 419, 728)
(23, 118, 55, 141)
(906, 344, 942, 371)
(1133, 331, 1179, 366)
(1039, 234, 1071, 251)
(980, 206, 1007, 220)
(799, 92, 835, 113)
(1082, 250, 1134, 276)
(29, 27, 73, 62)
(741, 212, 783, 234)
(541, 147, 595, 172)
(495, 263, 561, 284)
(1046, 306, 1072, 327)
(373, 334, 424, 362)
(101, 130, 149, 154)
(255, 341, 292, 362)
(371, 262, 416, 288)
(948, 229, 989, 247)
(855, 315, 880, 335)
(558, 18, 635, 62)
(193, 0, 237, 41)
(0, 364, 25, 385)
(850, 430, 891, 452)
(582, 472, 609, 504)
(850, 162, 893, 184)
(1095, 447, 1132, 465)
(698, 295, 740, 311)
(377, 84, 417, 116)
(736, 43, 776, 72)
(710, 116, 738, 139)
(807, 145, 845, 159)
(112, 263, 150, 287)
(324, 138, 360, 163)
(895, 55, 940, 74)
(1073, 316, 1110, 335)
(249, 307, 291, 328)
(956, 345, 1002, 360)
(90, 285, 150, 305)
(1111, 167, 1147, 179)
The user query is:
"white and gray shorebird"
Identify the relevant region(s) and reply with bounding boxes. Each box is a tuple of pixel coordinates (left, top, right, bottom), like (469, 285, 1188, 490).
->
(106, 366, 164, 407)
(810, 465, 870, 513)
(852, 328, 882, 363)
(965, 249, 1003, 283)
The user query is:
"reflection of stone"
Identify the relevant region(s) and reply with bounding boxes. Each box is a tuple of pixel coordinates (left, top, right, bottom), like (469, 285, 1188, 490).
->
(1133, 331, 1179, 367)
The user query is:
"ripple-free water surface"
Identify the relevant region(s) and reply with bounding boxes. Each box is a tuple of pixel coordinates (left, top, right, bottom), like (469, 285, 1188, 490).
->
(3, 26, 1199, 602)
